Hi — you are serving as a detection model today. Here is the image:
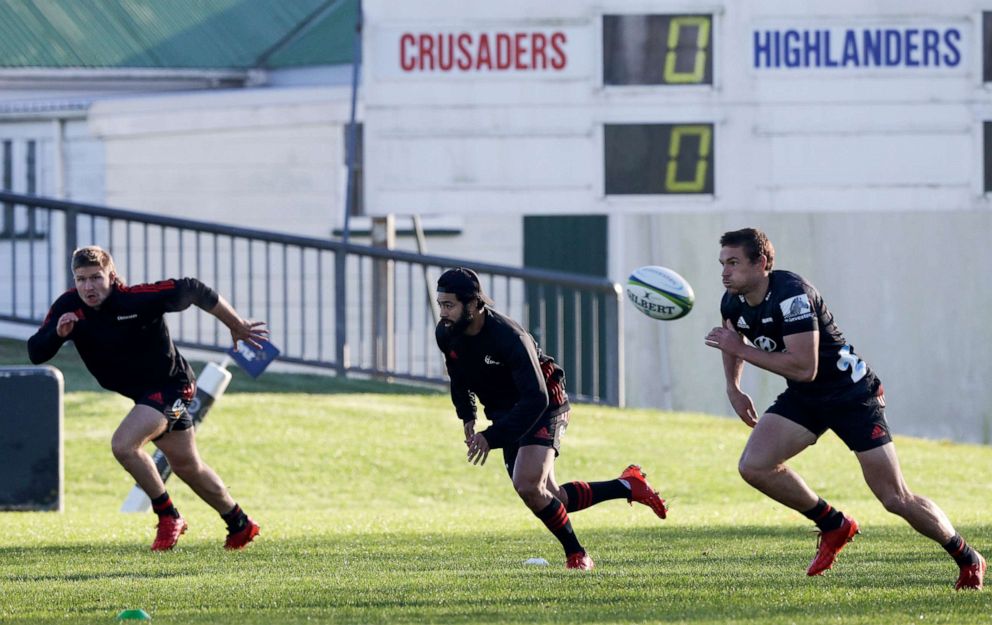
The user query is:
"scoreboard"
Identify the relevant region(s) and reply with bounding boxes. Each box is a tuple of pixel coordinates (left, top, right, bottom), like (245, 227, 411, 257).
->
(602, 15, 716, 195)
(367, 2, 990, 216)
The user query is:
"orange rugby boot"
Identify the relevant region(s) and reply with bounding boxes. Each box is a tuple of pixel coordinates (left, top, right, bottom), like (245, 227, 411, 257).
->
(807, 515, 859, 576)
(620, 464, 668, 519)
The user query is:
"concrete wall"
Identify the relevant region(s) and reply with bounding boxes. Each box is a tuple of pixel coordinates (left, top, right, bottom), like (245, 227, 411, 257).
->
(617, 211, 992, 443)
(87, 87, 353, 238)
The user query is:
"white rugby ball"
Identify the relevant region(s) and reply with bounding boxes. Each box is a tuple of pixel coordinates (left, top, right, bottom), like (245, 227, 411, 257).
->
(626, 265, 695, 321)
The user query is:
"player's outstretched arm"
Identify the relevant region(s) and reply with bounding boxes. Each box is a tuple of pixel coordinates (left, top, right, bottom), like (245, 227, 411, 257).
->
(208, 295, 268, 349)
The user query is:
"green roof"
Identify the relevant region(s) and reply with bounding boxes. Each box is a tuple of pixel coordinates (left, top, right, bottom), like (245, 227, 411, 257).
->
(0, 0, 357, 70)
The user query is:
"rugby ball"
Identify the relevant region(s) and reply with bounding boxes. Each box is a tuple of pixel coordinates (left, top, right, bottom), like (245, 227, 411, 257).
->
(625, 265, 695, 321)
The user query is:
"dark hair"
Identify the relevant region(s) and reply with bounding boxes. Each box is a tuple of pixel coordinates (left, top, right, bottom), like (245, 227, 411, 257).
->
(719, 228, 775, 271)
(436, 267, 493, 307)
(71, 245, 124, 286)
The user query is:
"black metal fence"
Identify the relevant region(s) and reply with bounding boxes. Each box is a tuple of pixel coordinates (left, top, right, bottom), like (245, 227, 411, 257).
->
(0, 192, 624, 405)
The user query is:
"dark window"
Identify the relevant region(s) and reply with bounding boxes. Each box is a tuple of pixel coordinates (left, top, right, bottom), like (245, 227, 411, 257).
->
(985, 13, 992, 82)
(605, 123, 714, 195)
(344, 122, 364, 216)
(603, 14, 713, 85)
(0, 139, 46, 239)
(1, 140, 12, 237)
(985, 122, 992, 192)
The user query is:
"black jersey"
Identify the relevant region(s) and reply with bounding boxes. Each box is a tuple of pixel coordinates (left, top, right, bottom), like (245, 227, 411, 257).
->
(720, 270, 879, 402)
(28, 278, 219, 400)
(435, 308, 569, 448)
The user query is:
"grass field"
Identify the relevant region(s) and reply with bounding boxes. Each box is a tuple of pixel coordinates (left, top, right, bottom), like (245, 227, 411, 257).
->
(1, 338, 991, 624)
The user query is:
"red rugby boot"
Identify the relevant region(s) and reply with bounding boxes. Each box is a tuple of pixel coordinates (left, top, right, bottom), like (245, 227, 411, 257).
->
(955, 552, 986, 590)
(620, 464, 668, 519)
(565, 552, 595, 571)
(151, 515, 187, 551)
(807, 515, 859, 576)
(224, 517, 260, 550)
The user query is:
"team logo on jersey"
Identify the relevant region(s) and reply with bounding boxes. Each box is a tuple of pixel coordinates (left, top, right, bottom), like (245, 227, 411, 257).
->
(168, 399, 186, 418)
(754, 336, 777, 352)
(484, 355, 502, 366)
(736, 316, 750, 329)
(780, 294, 813, 322)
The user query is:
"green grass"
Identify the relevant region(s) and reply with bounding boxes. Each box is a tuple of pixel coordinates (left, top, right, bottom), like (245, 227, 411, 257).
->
(2, 340, 992, 624)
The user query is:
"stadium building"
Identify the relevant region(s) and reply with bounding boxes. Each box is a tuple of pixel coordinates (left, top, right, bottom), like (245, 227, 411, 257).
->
(1, 0, 991, 442)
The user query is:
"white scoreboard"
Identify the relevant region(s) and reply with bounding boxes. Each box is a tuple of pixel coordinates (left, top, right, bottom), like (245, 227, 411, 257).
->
(365, 1, 992, 216)
(364, 1, 992, 441)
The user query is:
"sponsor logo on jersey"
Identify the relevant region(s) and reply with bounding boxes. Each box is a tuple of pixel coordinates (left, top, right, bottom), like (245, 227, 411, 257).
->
(736, 316, 750, 329)
(762, 317, 773, 323)
(754, 336, 777, 352)
(484, 355, 502, 366)
(116, 314, 138, 321)
(780, 294, 813, 322)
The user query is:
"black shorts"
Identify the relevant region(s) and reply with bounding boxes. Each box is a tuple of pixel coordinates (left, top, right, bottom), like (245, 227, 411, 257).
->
(135, 381, 196, 440)
(766, 386, 891, 452)
(502, 410, 570, 478)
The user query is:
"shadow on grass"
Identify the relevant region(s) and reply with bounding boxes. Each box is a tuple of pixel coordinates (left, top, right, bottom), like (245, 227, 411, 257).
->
(2, 525, 988, 625)
(0, 337, 441, 396)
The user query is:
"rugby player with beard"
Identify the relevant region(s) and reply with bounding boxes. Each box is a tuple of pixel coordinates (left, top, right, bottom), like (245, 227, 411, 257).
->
(434, 267, 669, 570)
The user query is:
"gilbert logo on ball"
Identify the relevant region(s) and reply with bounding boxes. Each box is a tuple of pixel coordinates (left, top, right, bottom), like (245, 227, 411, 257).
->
(626, 265, 695, 320)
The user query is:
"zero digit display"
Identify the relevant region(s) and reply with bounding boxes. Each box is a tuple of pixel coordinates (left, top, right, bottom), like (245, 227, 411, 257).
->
(603, 14, 714, 86)
(605, 123, 715, 195)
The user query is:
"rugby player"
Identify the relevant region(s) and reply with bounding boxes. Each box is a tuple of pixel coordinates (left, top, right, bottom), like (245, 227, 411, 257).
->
(435, 267, 668, 571)
(705, 228, 984, 589)
(29, 246, 264, 552)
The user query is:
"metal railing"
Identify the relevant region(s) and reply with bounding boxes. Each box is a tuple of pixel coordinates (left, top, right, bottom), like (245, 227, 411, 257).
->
(0, 192, 624, 405)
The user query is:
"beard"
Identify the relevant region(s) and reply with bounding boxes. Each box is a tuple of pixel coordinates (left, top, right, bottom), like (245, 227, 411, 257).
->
(439, 307, 474, 337)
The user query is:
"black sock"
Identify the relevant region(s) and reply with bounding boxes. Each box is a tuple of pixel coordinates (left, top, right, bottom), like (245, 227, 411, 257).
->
(150, 492, 180, 519)
(562, 480, 630, 512)
(802, 498, 844, 532)
(535, 498, 583, 556)
(221, 504, 248, 533)
(943, 534, 981, 567)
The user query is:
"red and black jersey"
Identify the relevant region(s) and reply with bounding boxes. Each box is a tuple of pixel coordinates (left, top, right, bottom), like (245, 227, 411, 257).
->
(435, 308, 569, 449)
(28, 278, 219, 401)
(720, 270, 880, 402)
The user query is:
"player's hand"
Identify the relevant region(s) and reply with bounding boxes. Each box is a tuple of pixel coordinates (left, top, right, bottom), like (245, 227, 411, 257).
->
(229, 319, 269, 350)
(56, 312, 79, 338)
(727, 388, 758, 428)
(705, 319, 744, 354)
(466, 432, 490, 466)
(463, 419, 476, 447)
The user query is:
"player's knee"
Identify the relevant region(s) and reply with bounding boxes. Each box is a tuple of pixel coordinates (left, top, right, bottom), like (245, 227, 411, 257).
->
(513, 477, 544, 502)
(110, 437, 138, 463)
(738, 458, 765, 486)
